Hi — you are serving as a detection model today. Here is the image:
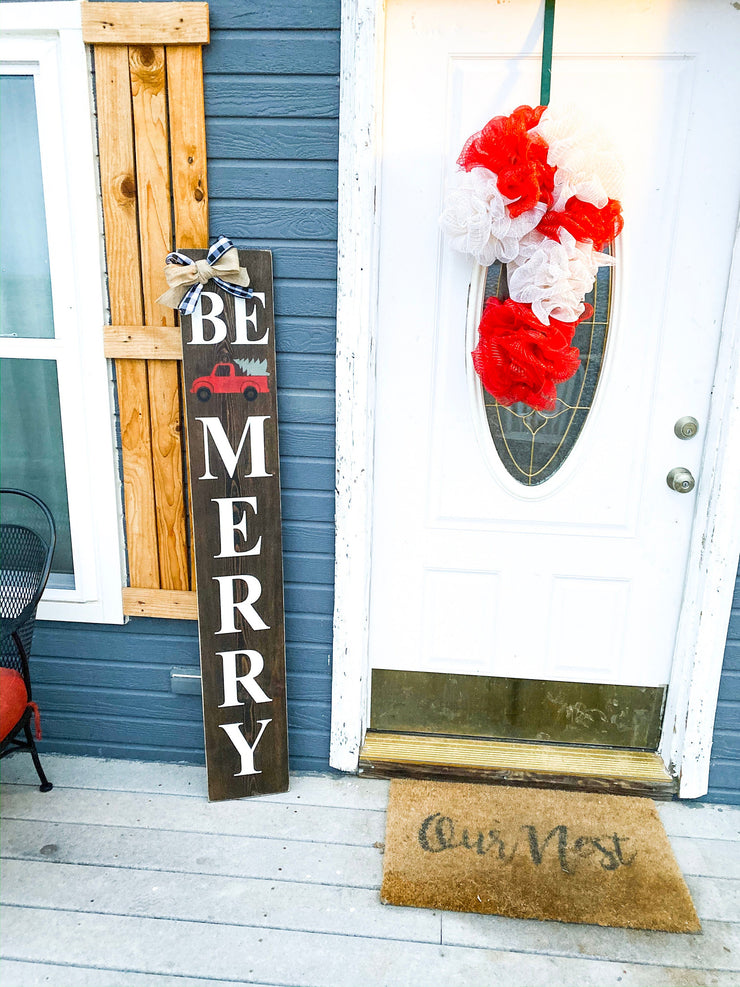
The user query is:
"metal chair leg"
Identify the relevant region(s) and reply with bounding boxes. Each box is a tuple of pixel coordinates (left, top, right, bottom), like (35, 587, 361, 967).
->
(23, 721, 53, 792)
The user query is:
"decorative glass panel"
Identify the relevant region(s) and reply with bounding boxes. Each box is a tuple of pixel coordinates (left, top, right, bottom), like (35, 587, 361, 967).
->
(0, 359, 74, 586)
(0, 74, 55, 340)
(480, 249, 613, 485)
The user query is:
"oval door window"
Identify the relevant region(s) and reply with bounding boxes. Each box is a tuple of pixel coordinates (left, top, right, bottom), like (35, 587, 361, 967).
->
(476, 247, 614, 486)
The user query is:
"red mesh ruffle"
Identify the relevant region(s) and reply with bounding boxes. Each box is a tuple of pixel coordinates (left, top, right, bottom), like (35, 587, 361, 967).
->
(472, 297, 590, 411)
(536, 196, 624, 250)
(457, 105, 555, 218)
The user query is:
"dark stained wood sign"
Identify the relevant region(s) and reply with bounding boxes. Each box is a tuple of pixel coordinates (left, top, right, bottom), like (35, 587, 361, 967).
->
(179, 249, 288, 801)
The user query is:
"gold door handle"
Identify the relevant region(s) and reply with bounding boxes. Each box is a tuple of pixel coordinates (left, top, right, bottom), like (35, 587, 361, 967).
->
(666, 467, 695, 493)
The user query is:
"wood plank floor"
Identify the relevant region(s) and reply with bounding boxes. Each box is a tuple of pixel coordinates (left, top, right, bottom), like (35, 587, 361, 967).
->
(1, 754, 739, 987)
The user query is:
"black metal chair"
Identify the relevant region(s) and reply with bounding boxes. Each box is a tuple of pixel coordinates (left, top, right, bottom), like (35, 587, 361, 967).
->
(0, 488, 55, 791)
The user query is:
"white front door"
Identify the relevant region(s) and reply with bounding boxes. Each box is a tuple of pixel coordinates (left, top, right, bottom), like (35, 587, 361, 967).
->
(365, 0, 740, 749)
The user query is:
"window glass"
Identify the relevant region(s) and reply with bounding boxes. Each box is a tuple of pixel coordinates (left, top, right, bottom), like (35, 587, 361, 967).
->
(0, 358, 74, 587)
(0, 75, 55, 340)
(480, 250, 613, 485)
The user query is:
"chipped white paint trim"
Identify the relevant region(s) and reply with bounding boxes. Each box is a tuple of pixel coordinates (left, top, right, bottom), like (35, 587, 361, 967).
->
(330, 0, 385, 770)
(661, 204, 740, 798)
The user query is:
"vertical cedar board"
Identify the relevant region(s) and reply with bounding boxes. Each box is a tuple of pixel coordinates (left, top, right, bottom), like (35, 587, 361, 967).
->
(167, 43, 210, 583)
(130, 44, 189, 591)
(179, 250, 289, 800)
(93, 44, 159, 588)
(167, 45, 209, 249)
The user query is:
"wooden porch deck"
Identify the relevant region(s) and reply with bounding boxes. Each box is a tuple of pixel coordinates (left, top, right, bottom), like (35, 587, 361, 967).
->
(1, 754, 739, 987)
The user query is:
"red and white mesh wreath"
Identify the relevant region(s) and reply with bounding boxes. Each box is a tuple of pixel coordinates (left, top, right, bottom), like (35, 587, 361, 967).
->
(441, 104, 624, 411)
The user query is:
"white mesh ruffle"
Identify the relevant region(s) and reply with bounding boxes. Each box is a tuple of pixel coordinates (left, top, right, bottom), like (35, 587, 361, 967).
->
(440, 167, 546, 266)
(508, 230, 614, 325)
(533, 105, 625, 212)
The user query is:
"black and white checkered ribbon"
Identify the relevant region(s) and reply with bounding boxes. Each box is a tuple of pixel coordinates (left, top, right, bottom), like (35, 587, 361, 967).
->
(164, 236, 253, 316)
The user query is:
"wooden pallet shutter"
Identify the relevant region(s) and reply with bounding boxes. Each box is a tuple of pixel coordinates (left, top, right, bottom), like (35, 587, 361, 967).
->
(82, 1, 208, 619)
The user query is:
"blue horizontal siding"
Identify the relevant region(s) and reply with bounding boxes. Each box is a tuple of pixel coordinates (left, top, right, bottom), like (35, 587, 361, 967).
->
(212, 200, 337, 241)
(284, 583, 333, 615)
(42, 735, 329, 771)
(217, 241, 337, 281)
(710, 729, 740, 759)
(40, 716, 328, 766)
(208, 120, 338, 160)
(281, 491, 333, 523)
(206, 32, 340, 76)
(34, 684, 331, 733)
(283, 552, 333, 585)
(713, 701, 740, 732)
(209, 0, 340, 30)
(707, 597, 740, 803)
(286, 613, 332, 645)
(281, 520, 334, 555)
(279, 424, 335, 458)
(281, 458, 335, 491)
(723, 640, 740, 670)
(273, 279, 337, 317)
(276, 355, 335, 390)
(719, 671, 740, 702)
(209, 162, 338, 200)
(33, 617, 332, 771)
(205, 78, 339, 119)
(275, 317, 335, 354)
(34, 624, 331, 679)
(277, 390, 334, 425)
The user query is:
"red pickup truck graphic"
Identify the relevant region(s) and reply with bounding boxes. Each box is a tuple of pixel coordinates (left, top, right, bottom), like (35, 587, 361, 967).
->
(191, 362, 269, 402)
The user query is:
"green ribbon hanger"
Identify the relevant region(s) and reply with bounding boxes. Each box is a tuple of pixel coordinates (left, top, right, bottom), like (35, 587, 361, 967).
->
(540, 0, 556, 106)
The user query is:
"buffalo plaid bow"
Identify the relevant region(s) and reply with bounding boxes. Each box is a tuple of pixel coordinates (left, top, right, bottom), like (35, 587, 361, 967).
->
(158, 236, 254, 316)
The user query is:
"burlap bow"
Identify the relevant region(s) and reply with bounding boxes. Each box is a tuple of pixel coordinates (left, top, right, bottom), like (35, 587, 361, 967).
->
(157, 236, 252, 315)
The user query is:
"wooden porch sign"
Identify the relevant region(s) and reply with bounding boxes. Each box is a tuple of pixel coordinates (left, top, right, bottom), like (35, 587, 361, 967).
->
(179, 249, 288, 801)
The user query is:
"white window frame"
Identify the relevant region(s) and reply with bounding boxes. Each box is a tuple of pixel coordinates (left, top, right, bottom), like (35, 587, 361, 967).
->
(1, 2, 124, 623)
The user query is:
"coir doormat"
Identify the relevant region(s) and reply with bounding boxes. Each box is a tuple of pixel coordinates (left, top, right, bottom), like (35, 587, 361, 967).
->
(381, 780, 700, 932)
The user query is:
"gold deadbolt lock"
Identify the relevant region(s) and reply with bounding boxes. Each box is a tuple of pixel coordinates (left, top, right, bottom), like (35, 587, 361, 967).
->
(674, 416, 699, 440)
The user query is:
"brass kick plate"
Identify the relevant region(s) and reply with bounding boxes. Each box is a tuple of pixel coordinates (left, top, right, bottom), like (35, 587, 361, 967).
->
(370, 670, 666, 750)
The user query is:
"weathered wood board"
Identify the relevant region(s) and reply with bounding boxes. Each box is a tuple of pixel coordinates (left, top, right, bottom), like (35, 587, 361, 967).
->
(179, 249, 288, 800)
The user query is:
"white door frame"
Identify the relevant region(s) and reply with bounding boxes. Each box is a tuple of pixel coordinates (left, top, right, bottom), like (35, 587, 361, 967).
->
(330, 0, 740, 799)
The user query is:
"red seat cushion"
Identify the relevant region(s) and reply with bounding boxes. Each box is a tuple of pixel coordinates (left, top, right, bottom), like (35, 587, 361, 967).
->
(0, 668, 30, 741)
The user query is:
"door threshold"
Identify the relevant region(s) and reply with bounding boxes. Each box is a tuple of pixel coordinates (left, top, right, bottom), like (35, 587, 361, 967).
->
(358, 732, 677, 799)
